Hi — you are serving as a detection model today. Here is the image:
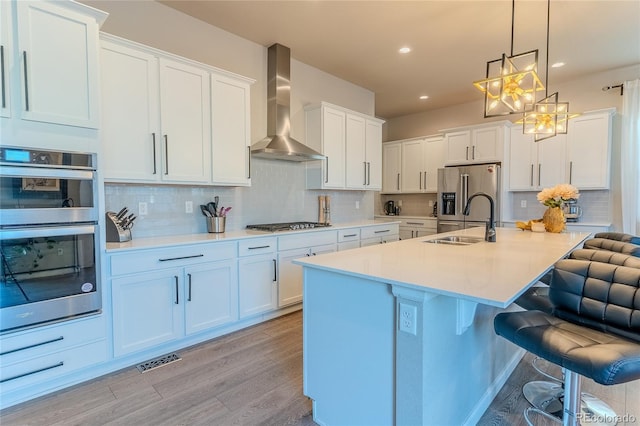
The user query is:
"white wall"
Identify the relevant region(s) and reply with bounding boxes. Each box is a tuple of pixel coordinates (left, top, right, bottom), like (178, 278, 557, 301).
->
(85, 0, 376, 237)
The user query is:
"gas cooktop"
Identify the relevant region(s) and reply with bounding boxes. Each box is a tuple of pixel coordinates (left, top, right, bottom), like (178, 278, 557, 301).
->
(246, 222, 331, 232)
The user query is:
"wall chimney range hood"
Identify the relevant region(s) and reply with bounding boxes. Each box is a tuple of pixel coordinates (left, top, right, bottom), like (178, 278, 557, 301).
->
(251, 43, 324, 162)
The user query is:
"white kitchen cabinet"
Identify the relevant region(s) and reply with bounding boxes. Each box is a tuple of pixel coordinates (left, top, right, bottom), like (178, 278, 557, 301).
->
(444, 123, 507, 165)
(238, 238, 278, 318)
(306, 104, 346, 189)
(508, 126, 566, 191)
(566, 110, 613, 189)
(277, 231, 337, 307)
(382, 142, 402, 193)
(338, 228, 361, 251)
(306, 102, 384, 191)
(360, 223, 400, 246)
(211, 74, 251, 186)
(0, 1, 12, 119)
(184, 260, 238, 335)
(0, 0, 106, 152)
(399, 218, 437, 240)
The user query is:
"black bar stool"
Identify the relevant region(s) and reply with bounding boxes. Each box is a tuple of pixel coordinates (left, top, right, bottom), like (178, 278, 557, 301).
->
(496, 259, 640, 425)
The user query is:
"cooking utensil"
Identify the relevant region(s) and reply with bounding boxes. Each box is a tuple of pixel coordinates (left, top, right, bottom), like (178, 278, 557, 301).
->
(221, 207, 232, 217)
(115, 207, 128, 219)
(207, 202, 217, 217)
(200, 204, 212, 217)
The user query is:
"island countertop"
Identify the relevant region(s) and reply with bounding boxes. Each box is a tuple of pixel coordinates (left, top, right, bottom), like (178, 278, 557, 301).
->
(293, 226, 591, 308)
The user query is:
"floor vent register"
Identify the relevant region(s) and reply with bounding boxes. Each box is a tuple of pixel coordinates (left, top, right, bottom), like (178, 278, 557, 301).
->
(136, 353, 181, 373)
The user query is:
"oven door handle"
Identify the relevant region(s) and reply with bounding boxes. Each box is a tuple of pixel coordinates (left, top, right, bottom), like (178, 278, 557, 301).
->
(0, 165, 94, 180)
(1, 224, 96, 239)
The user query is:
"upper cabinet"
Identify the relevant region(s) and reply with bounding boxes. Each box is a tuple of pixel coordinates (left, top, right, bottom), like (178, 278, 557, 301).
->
(100, 34, 254, 186)
(444, 123, 508, 165)
(306, 102, 384, 191)
(381, 135, 444, 194)
(508, 109, 613, 191)
(0, 0, 107, 152)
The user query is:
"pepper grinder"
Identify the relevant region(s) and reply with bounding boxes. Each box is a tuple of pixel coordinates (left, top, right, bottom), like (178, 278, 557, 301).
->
(324, 195, 331, 224)
(318, 196, 326, 224)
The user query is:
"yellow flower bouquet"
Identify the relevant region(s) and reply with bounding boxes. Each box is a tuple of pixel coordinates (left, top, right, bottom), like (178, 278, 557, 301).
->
(536, 184, 580, 208)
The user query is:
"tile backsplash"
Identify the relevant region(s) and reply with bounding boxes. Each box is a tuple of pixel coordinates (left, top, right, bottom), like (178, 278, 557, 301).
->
(508, 190, 611, 223)
(105, 159, 374, 238)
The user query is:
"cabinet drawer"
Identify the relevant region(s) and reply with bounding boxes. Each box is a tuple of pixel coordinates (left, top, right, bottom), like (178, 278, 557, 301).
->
(279, 230, 337, 251)
(361, 224, 398, 239)
(0, 315, 105, 364)
(110, 242, 236, 275)
(338, 228, 360, 242)
(338, 241, 360, 251)
(0, 340, 107, 393)
(238, 237, 277, 257)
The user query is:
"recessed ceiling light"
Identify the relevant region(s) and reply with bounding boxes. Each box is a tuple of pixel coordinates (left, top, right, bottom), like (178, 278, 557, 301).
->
(419, 95, 429, 100)
(551, 62, 565, 68)
(399, 47, 411, 54)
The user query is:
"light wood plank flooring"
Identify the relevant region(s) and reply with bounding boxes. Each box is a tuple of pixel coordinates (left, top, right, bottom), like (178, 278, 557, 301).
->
(2, 311, 638, 425)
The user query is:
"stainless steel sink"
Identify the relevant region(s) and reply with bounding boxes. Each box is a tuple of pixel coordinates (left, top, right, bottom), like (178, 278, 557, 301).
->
(423, 235, 484, 246)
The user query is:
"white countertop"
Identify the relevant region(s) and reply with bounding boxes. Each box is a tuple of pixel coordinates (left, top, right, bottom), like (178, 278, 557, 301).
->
(105, 220, 400, 252)
(375, 215, 437, 220)
(293, 227, 591, 308)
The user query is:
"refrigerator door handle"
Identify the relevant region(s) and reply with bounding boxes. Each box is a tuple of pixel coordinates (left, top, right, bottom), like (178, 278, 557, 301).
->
(460, 174, 469, 214)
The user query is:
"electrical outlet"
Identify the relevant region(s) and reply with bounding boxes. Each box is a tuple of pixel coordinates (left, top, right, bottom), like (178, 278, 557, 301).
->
(185, 201, 193, 213)
(139, 202, 148, 216)
(355, 201, 360, 209)
(399, 303, 417, 335)
(398, 200, 403, 207)
(520, 200, 527, 208)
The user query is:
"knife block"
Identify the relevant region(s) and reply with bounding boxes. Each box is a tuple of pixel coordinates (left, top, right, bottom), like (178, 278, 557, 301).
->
(106, 212, 132, 242)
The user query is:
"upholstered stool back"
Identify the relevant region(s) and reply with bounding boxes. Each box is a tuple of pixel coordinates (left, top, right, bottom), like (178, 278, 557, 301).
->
(569, 249, 640, 269)
(582, 238, 640, 257)
(594, 232, 640, 245)
(549, 259, 640, 343)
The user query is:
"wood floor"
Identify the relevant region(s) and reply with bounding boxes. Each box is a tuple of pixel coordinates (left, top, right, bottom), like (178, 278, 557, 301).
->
(2, 310, 638, 426)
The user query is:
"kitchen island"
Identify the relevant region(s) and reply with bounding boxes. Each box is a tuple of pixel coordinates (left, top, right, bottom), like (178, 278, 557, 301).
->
(293, 227, 591, 426)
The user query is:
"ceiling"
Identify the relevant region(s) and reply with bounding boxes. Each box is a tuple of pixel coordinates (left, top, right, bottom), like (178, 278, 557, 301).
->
(159, 1, 640, 119)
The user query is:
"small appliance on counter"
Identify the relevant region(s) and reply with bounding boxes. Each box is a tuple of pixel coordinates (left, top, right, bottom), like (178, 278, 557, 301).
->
(106, 207, 135, 242)
(562, 198, 583, 222)
(384, 200, 399, 215)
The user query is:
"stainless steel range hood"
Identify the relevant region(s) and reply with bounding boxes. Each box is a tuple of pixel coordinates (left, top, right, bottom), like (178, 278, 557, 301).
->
(251, 44, 324, 162)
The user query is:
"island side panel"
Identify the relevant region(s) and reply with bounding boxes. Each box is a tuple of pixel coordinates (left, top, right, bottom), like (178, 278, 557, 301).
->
(302, 267, 395, 426)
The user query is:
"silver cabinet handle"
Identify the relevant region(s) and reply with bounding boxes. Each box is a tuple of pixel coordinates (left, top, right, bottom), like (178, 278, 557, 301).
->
(530, 164, 534, 187)
(343, 233, 357, 238)
(406, 222, 424, 225)
(465, 146, 469, 161)
(1, 46, 5, 108)
(187, 273, 192, 301)
(1, 362, 64, 383)
(152, 133, 157, 175)
(424, 170, 427, 189)
(0, 336, 63, 356)
(374, 229, 390, 234)
(363, 161, 367, 185)
(164, 135, 169, 175)
(397, 173, 400, 191)
(174, 276, 179, 304)
(22, 51, 29, 111)
(273, 259, 277, 282)
(325, 157, 329, 183)
(367, 162, 371, 185)
(158, 254, 204, 262)
(569, 161, 573, 184)
(247, 146, 251, 179)
(538, 164, 541, 186)
(248, 245, 271, 250)
(472, 146, 476, 160)
(419, 172, 422, 190)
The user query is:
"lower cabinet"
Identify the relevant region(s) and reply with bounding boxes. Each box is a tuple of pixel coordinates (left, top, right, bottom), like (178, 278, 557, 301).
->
(238, 238, 278, 319)
(399, 218, 437, 240)
(360, 223, 400, 246)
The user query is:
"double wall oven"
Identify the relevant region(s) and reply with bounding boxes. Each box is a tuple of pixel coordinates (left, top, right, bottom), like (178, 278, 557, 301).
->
(0, 147, 101, 333)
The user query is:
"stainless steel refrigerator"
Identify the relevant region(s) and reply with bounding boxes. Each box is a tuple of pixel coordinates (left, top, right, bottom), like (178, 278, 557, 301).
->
(436, 164, 501, 233)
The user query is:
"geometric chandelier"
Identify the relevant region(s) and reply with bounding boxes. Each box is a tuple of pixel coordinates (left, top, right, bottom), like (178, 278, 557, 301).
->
(473, 0, 545, 117)
(521, 0, 572, 142)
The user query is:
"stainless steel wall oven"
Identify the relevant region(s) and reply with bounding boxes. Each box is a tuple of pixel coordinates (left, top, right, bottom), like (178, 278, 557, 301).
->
(1, 147, 101, 333)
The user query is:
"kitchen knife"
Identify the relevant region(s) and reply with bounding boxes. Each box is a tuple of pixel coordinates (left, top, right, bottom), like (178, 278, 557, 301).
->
(115, 207, 128, 219)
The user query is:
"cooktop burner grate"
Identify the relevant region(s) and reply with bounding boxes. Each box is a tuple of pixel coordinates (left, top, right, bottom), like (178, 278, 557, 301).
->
(246, 222, 331, 232)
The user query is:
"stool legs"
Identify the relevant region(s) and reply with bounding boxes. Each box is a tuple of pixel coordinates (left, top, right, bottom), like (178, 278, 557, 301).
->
(563, 370, 581, 426)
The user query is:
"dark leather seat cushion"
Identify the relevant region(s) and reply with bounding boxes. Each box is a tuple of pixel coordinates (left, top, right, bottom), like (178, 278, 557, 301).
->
(594, 232, 640, 245)
(583, 238, 640, 257)
(570, 249, 640, 269)
(495, 310, 640, 386)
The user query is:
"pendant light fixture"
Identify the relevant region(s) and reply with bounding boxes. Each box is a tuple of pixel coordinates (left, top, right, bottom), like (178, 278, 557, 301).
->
(522, 0, 571, 141)
(474, 0, 545, 117)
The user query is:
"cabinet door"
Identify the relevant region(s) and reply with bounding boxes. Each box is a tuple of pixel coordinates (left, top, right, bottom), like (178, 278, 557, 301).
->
(185, 260, 238, 335)
(211, 74, 251, 186)
(345, 114, 367, 189)
(472, 126, 502, 162)
(537, 134, 566, 188)
(277, 247, 309, 307)
(382, 142, 402, 193)
(159, 58, 211, 183)
(112, 270, 183, 357)
(401, 139, 424, 192)
(238, 254, 277, 318)
(101, 40, 160, 181)
(399, 227, 414, 240)
(444, 131, 471, 164)
(423, 137, 444, 192)
(0, 1, 11, 119)
(16, 1, 100, 128)
(365, 119, 383, 190)
(508, 127, 536, 190)
(566, 113, 611, 189)
(322, 107, 346, 188)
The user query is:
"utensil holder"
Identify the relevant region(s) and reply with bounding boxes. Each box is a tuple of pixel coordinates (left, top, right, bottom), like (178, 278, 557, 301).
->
(206, 216, 226, 233)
